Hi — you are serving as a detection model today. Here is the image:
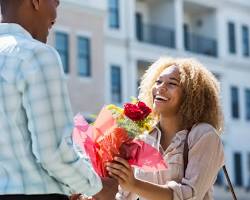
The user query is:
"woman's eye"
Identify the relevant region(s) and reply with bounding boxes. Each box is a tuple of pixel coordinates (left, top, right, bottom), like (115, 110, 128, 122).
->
(155, 80, 161, 85)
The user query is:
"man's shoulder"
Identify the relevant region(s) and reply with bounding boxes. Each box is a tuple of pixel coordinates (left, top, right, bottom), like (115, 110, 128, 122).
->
(21, 38, 59, 61)
(19, 39, 63, 75)
(0, 34, 59, 62)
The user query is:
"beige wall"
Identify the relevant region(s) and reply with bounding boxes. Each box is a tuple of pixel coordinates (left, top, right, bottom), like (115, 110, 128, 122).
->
(0, 2, 106, 116)
(48, 4, 106, 115)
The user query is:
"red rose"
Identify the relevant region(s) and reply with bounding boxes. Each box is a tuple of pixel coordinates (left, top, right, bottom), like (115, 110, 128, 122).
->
(124, 101, 152, 121)
(124, 103, 144, 121)
(137, 101, 151, 118)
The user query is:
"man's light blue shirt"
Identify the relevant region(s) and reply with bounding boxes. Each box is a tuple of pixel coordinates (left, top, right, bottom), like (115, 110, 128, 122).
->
(0, 23, 102, 196)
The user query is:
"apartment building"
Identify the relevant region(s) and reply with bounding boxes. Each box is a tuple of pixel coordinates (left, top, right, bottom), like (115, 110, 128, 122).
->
(50, 0, 250, 193)
(1, 0, 250, 196)
(47, 0, 107, 115)
(104, 0, 250, 191)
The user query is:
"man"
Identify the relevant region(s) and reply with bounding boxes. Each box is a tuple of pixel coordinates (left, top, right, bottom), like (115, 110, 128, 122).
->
(0, 0, 117, 199)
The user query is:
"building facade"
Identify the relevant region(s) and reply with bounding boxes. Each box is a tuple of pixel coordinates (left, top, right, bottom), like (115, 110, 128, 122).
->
(1, 0, 249, 197)
(105, 0, 250, 199)
(104, 0, 250, 193)
(52, 0, 250, 193)
(48, 0, 107, 116)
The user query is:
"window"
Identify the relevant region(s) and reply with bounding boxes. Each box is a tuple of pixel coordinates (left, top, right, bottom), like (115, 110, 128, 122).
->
(55, 32, 69, 73)
(242, 25, 249, 56)
(231, 86, 240, 119)
(212, 72, 220, 81)
(248, 153, 250, 173)
(111, 66, 122, 103)
(215, 170, 224, 186)
(234, 152, 243, 186)
(108, 0, 119, 29)
(245, 89, 250, 120)
(228, 22, 236, 54)
(183, 23, 190, 50)
(247, 153, 250, 190)
(77, 37, 91, 77)
(136, 12, 143, 41)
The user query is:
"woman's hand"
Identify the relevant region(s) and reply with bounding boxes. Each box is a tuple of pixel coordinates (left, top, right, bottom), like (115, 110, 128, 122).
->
(69, 194, 94, 200)
(106, 157, 173, 200)
(69, 194, 84, 200)
(106, 157, 138, 193)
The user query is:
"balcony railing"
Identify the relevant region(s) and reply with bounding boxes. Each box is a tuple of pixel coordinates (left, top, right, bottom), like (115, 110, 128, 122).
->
(136, 23, 175, 48)
(184, 32, 218, 57)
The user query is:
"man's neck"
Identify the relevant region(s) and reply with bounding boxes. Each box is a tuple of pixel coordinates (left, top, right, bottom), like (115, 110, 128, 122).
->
(1, 11, 19, 23)
(1, 16, 34, 37)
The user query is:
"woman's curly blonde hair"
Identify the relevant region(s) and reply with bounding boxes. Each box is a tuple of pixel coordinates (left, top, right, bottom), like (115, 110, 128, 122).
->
(138, 57, 223, 133)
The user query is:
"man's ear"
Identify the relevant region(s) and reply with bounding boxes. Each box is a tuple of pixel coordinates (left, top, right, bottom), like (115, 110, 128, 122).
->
(31, 0, 41, 10)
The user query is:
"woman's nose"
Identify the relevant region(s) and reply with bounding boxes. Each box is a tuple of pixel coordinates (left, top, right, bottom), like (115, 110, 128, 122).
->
(156, 84, 167, 93)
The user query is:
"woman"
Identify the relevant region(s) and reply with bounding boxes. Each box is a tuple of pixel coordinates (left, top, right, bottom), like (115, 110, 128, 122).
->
(106, 57, 225, 200)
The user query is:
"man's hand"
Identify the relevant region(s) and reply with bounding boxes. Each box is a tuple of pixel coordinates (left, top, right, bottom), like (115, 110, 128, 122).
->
(92, 177, 118, 200)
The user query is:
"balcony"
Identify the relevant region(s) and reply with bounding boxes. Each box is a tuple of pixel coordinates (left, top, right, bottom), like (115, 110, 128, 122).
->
(135, 0, 176, 49)
(184, 32, 217, 57)
(184, 1, 218, 57)
(136, 23, 175, 48)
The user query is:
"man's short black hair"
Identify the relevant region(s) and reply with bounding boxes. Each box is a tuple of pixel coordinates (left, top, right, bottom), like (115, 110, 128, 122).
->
(0, 0, 8, 15)
(0, 0, 6, 14)
(0, 0, 22, 16)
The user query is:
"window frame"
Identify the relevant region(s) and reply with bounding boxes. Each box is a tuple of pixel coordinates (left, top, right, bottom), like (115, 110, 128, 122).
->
(111, 65, 122, 104)
(228, 22, 236, 54)
(231, 86, 240, 119)
(108, 0, 120, 29)
(55, 32, 69, 73)
(245, 88, 250, 120)
(242, 25, 250, 57)
(77, 36, 91, 77)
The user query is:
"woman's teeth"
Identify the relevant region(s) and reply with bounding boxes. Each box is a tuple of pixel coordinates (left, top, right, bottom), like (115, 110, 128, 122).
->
(155, 95, 169, 101)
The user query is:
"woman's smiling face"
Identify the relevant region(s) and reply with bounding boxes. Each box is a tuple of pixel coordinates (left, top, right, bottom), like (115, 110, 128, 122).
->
(152, 65, 183, 117)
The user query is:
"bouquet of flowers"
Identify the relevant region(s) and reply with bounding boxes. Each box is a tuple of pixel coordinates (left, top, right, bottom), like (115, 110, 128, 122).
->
(73, 100, 167, 177)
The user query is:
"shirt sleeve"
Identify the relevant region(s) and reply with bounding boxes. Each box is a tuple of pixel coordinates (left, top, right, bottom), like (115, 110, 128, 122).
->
(166, 128, 224, 200)
(17, 45, 102, 196)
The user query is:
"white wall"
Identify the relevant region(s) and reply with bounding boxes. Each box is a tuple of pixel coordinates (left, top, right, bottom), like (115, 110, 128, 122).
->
(105, 0, 128, 40)
(135, 1, 150, 24)
(63, 0, 106, 12)
(149, 0, 175, 28)
(184, 10, 217, 39)
(221, 64, 250, 186)
(222, 5, 250, 61)
(195, 12, 216, 39)
(105, 42, 130, 104)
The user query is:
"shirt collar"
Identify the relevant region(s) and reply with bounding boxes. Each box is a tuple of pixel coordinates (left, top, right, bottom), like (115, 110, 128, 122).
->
(153, 123, 189, 152)
(0, 23, 33, 39)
